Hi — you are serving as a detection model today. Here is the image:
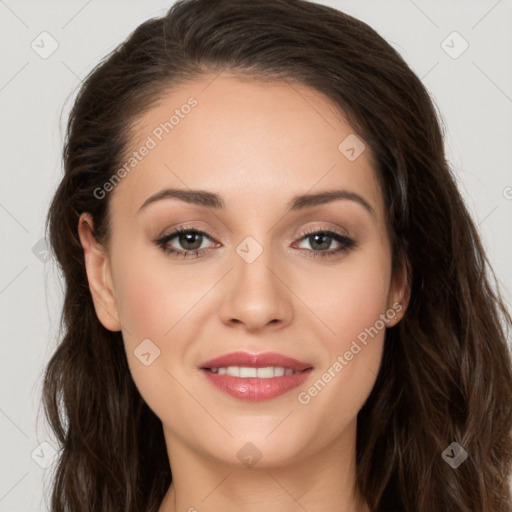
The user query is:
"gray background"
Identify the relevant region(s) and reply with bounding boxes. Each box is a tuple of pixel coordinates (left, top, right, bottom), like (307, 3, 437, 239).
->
(1, 0, 511, 510)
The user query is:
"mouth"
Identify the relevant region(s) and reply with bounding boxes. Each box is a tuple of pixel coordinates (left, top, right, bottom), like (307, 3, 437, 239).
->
(204, 366, 305, 377)
(199, 351, 314, 401)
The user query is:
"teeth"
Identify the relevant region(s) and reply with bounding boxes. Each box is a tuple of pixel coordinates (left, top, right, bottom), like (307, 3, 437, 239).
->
(227, 366, 240, 377)
(240, 367, 257, 378)
(209, 366, 301, 378)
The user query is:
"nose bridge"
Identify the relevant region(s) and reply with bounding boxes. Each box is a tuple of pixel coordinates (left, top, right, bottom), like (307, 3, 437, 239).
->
(235, 234, 276, 290)
(218, 233, 293, 330)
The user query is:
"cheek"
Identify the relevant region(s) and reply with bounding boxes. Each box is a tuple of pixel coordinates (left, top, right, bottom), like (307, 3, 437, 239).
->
(302, 243, 392, 344)
(113, 246, 204, 342)
(112, 251, 195, 412)
(111, 246, 221, 390)
(293, 245, 391, 423)
(115, 265, 169, 341)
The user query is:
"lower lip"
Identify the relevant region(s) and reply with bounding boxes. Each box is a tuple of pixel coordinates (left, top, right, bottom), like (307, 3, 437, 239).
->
(201, 368, 313, 401)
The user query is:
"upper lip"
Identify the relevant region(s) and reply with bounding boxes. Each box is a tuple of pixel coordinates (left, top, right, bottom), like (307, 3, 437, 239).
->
(200, 351, 313, 371)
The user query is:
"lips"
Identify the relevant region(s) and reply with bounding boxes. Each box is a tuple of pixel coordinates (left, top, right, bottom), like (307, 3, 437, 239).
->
(199, 351, 314, 401)
(199, 351, 313, 371)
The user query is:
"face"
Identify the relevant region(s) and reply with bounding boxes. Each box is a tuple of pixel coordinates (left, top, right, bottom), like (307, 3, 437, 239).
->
(80, 73, 408, 470)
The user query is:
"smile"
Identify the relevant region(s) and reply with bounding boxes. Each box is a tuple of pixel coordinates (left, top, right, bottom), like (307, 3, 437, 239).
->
(199, 351, 314, 401)
(207, 366, 303, 377)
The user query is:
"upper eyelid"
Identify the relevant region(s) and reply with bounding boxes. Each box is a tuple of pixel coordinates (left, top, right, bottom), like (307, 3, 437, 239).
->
(157, 225, 217, 242)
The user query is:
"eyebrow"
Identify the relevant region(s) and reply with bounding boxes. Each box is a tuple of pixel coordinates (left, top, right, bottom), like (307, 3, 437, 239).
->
(138, 188, 375, 216)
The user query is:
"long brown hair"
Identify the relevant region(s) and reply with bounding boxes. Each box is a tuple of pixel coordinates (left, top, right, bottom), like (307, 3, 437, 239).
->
(43, 0, 512, 510)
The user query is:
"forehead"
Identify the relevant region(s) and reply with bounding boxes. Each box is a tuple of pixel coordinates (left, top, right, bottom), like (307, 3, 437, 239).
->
(110, 73, 384, 222)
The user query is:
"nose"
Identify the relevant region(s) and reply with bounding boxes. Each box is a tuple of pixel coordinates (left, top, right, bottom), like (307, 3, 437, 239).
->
(217, 242, 294, 332)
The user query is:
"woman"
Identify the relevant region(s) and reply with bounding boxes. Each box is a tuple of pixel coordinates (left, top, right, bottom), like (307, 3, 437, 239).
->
(43, 0, 512, 511)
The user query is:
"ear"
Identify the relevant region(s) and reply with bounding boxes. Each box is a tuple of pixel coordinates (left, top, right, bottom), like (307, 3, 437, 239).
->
(78, 213, 121, 331)
(386, 259, 411, 327)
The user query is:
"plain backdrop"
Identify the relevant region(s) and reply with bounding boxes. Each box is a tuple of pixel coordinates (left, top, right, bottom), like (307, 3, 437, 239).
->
(1, 1, 511, 510)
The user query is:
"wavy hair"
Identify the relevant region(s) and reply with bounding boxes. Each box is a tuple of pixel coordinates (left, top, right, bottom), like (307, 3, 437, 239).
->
(43, 0, 512, 510)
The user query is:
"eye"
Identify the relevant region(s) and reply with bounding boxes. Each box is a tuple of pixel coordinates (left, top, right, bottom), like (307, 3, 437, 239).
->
(155, 227, 218, 259)
(293, 228, 356, 258)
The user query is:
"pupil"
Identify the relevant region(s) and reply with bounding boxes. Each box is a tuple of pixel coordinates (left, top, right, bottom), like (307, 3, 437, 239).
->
(310, 233, 331, 251)
(180, 232, 202, 250)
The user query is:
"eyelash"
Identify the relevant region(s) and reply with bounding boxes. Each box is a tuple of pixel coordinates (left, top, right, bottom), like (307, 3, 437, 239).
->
(154, 225, 357, 260)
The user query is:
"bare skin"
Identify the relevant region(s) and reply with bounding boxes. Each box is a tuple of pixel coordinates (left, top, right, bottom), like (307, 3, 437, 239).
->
(79, 73, 410, 512)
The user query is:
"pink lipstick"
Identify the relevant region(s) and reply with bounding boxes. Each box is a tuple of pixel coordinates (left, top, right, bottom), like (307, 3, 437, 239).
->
(199, 351, 314, 401)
